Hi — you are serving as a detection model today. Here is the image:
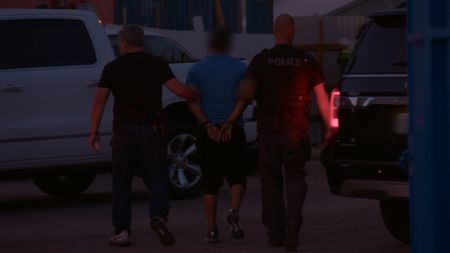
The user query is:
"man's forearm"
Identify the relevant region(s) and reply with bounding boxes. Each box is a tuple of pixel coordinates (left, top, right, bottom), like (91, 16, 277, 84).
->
(90, 87, 111, 134)
(187, 101, 208, 124)
(90, 103, 106, 134)
(238, 77, 257, 103)
(317, 97, 331, 129)
(226, 100, 248, 123)
(313, 84, 331, 129)
(165, 78, 198, 101)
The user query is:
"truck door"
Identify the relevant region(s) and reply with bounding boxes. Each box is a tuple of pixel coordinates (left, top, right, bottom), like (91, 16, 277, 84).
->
(0, 16, 114, 170)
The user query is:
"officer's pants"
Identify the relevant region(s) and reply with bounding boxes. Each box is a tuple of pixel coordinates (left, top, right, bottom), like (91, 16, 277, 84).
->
(259, 132, 310, 242)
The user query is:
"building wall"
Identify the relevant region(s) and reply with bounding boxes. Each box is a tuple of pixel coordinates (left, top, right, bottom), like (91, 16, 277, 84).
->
(0, 0, 115, 23)
(115, 0, 273, 33)
(114, 0, 214, 30)
(247, 0, 273, 33)
(330, 0, 405, 16)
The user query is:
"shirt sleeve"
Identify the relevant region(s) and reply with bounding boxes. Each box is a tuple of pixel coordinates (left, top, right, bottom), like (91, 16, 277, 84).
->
(309, 58, 324, 88)
(160, 60, 175, 84)
(238, 62, 247, 81)
(245, 53, 265, 81)
(98, 63, 114, 89)
(185, 66, 200, 89)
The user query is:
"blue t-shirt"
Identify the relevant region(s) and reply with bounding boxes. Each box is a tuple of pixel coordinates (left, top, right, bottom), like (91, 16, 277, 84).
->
(186, 55, 247, 125)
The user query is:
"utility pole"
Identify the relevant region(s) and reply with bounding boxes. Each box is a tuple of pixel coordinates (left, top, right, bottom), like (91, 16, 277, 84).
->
(213, 0, 226, 26)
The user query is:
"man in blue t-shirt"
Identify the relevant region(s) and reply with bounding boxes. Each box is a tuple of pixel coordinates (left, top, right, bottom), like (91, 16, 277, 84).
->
(186, 27, 249, 243)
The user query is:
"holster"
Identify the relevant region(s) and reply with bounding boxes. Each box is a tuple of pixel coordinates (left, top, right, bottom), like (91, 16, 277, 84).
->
(284, 135, 312, 162)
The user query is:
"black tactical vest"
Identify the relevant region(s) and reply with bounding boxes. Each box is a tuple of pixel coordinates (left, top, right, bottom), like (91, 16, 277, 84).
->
(256, 48, 314, 111)
(253, 46, 317, 133)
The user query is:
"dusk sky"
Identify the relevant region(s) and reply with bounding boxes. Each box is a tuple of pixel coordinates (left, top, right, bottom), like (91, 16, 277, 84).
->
(274, 0, 354, 16)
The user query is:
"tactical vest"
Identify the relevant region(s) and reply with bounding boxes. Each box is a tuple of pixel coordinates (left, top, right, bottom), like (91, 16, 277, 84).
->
(256, 49, 314, 112)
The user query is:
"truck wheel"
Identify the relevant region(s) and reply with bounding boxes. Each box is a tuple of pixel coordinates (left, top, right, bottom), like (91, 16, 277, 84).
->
(33, 173, 96, 197)
(380, 199, 410, 243)
(166, 121, 202, 199)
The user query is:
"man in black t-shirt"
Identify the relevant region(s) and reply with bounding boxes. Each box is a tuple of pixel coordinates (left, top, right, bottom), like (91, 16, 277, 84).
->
(89, 25, 198, 247)
(240, 14, 331, 251)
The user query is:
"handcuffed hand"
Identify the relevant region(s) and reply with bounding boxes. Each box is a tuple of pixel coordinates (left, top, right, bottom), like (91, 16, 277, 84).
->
(206, 125, 221, 143)
(220, 121, 233, 142)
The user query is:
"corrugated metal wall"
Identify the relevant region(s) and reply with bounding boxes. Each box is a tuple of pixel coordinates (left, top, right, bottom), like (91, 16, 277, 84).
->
(115, 0, 273, 33)
(115, 0, 213, 29)
(246, 0, 273, 33)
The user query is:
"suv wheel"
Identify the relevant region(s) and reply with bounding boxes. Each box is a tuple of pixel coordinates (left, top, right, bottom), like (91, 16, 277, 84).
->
(166, 121, 202, 199)
(33, 173, 96, 197)
(380, 199, 410, 244)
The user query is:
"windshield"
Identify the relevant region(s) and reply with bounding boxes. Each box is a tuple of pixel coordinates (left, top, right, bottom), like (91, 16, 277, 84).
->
(347, 17, 407, 74)
(109, 35, 196, 63)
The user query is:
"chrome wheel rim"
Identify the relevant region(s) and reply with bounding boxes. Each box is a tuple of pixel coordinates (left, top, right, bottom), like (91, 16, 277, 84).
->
(167, 134, 202, 189)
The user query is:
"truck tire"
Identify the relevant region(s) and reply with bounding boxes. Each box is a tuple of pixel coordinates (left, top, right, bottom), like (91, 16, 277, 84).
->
(380, 199, 410, 243)
(165, 121, 202, 199)
(33, 173, 96, 197)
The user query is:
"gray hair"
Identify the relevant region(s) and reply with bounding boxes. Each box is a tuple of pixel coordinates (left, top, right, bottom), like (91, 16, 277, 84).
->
(119, 24, 144, 47)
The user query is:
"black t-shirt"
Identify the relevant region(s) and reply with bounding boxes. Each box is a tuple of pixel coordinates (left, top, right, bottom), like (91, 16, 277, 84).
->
(246, 45, 324, 133)
(98, 52, 175, 127)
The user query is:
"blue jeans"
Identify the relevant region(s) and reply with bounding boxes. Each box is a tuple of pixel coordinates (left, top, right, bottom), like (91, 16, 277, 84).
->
(111, 125, 170, 233)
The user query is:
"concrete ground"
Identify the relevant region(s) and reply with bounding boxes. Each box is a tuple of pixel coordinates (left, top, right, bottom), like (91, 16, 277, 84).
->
(0, 149, 410, 253)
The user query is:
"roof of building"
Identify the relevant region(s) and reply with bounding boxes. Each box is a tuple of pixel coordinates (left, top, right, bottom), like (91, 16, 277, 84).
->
(326, 0, 406, 16)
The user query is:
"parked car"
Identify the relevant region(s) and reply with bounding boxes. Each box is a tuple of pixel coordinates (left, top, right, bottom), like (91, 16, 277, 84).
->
(0, 9, 257, 199)
(321, 9, 409, 243)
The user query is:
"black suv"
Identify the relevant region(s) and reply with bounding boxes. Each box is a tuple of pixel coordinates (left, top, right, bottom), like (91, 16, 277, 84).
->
(321, 9, 409, 243)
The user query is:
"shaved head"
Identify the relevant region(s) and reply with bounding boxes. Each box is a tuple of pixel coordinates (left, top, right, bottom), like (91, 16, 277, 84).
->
(274, 14, 295, 45)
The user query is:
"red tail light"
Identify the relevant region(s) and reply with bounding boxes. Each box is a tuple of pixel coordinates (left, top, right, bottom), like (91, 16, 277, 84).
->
(330, 88, 340, 132)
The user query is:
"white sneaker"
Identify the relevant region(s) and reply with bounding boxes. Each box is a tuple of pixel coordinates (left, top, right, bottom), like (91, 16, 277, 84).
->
(109, 230, 131, 247)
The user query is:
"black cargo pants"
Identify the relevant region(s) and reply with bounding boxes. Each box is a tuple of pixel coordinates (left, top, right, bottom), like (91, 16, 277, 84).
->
(259, 132, 311, 242)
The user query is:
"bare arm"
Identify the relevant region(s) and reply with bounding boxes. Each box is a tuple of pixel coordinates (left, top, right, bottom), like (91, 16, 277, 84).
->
(313, 83, 331, 127)
(220, 99, 249, 142)
(313, 83, 332, 141)
(237, 76, 257, 103)
(89, 87, 111, 153)
(186, 100, 221, 142)
(186, 100, 208, 124)
(220, 79, 254, 142)
(225, 100, 248, 123)
(165, 78, 199, 101)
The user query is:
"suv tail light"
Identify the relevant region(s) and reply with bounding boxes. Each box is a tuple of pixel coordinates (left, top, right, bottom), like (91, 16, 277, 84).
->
(330, 88, 340, 132)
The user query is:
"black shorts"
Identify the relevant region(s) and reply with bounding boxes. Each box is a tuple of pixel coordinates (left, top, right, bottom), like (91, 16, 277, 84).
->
(197, 124, 248, 195)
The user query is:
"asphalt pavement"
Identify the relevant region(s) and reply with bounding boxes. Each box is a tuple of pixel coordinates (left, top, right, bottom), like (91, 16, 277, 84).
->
(0, 149, 410, 253)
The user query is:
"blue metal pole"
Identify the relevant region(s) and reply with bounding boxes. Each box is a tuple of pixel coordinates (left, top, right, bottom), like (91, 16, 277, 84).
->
(409, 0, 450, 252)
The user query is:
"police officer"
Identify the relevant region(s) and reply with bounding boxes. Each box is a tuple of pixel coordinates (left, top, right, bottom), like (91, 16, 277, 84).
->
(240, 14, 331, 251)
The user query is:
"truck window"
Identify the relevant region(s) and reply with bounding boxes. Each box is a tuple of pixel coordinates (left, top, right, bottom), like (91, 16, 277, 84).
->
(109, 35, 195, 63)
(346, 17, 407, 74)
(0, 19, 97, 69)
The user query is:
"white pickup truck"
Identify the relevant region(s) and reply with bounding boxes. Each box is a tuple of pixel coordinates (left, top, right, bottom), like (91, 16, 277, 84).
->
(0, 9, 257, 199)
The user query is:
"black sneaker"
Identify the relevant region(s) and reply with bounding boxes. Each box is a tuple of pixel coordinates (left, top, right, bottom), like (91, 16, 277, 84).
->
(226, 209, 245, 239)
(267, 229, 286, 248)
(204, 227, 219, 243)
(284, 223, 300, 251)
(150, 217, 176, 246)
(268, 240, 284, 248)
